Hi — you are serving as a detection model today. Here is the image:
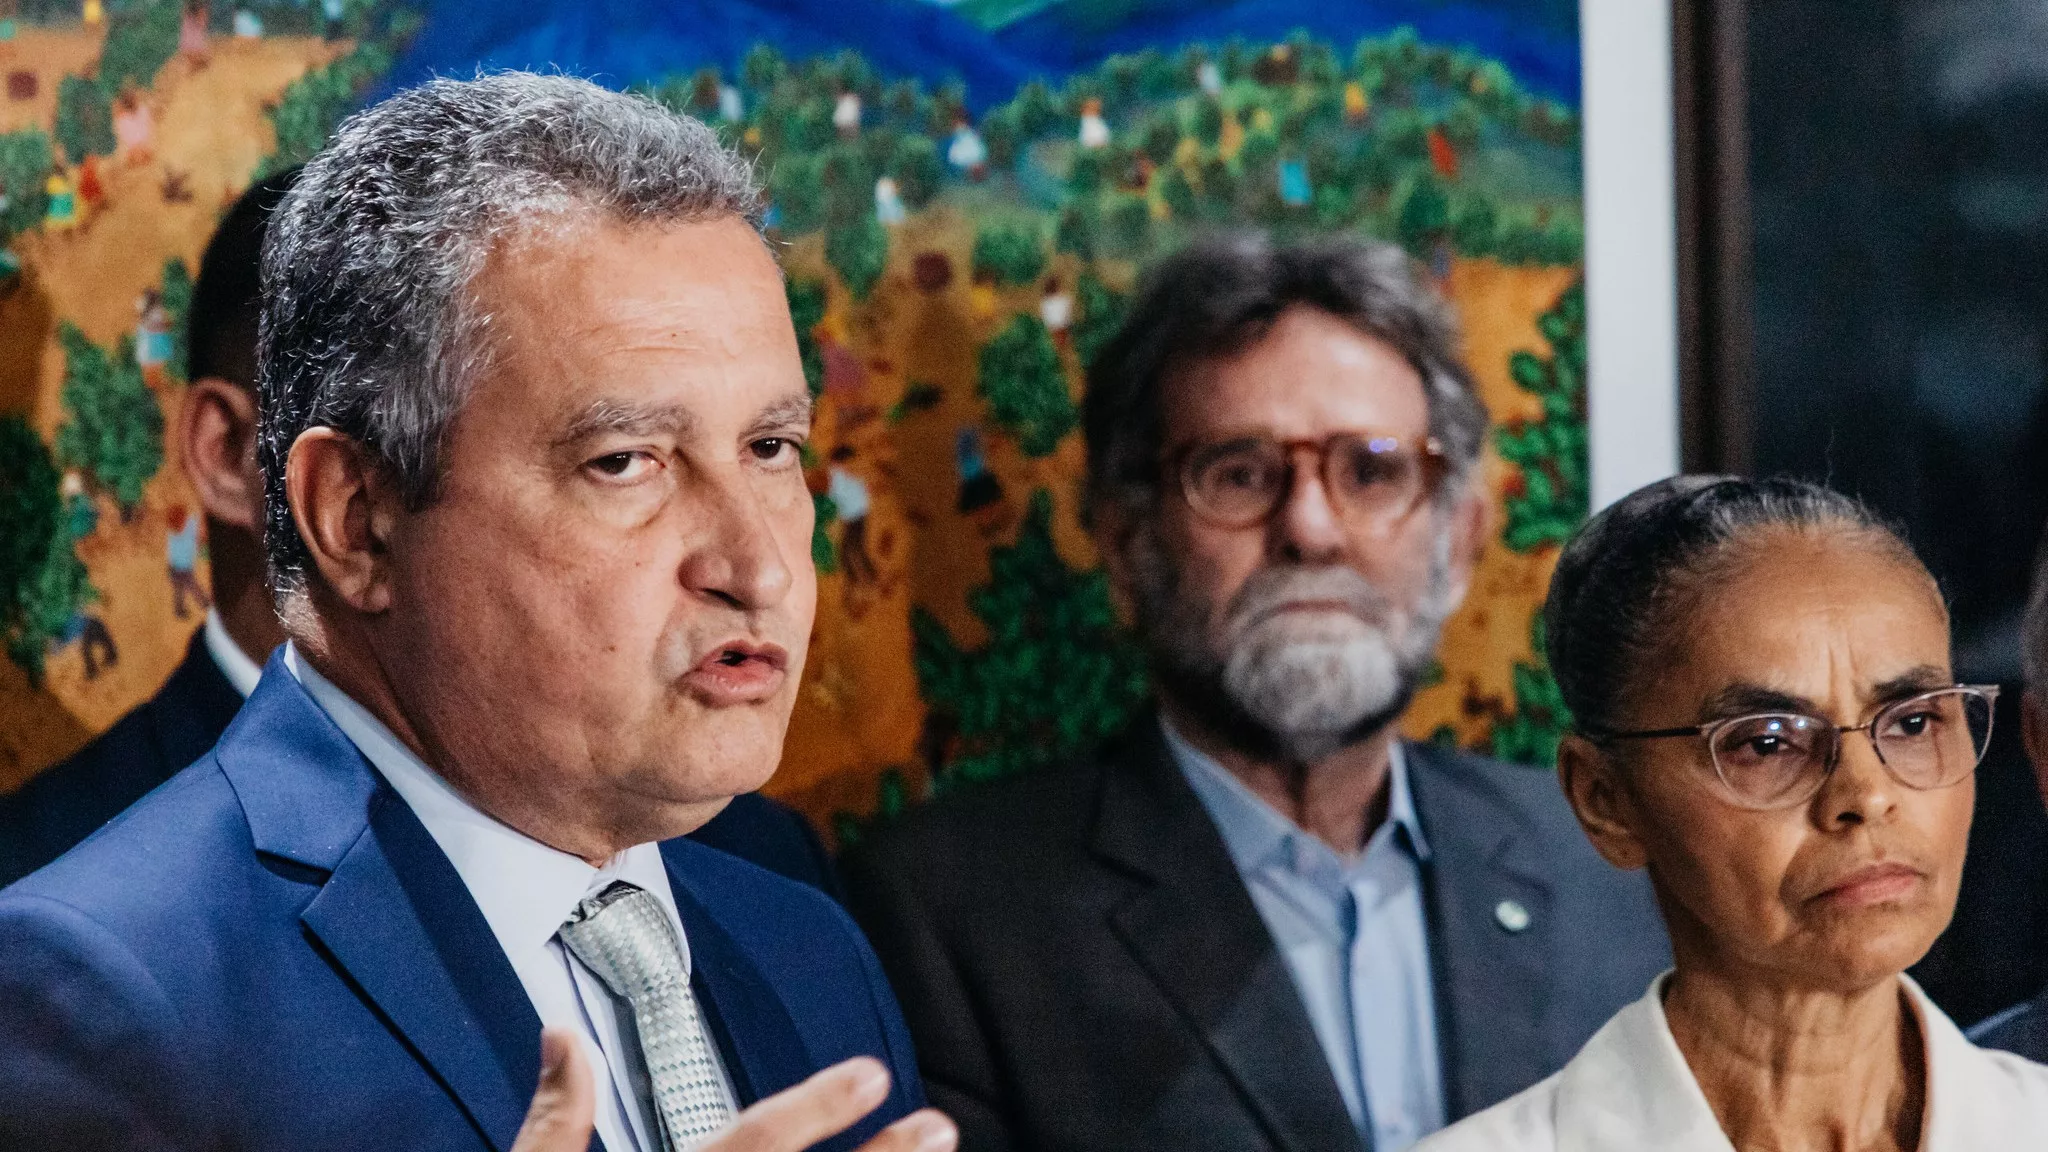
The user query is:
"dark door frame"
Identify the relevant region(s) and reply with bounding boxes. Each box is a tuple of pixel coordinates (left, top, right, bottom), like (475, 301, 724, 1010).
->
(1672, 0, 1753, 474)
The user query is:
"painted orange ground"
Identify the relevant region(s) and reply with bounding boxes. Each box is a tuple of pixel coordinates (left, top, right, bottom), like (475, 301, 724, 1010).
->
(0, 29, 344, 792)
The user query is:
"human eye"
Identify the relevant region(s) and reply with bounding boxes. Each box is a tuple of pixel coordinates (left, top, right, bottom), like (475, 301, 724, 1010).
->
(747, 435, 804, 469)
(584, 449, 662, 483)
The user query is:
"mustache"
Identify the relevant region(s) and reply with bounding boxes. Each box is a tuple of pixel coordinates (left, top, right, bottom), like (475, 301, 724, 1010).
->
(1225, 565, 1398, 633)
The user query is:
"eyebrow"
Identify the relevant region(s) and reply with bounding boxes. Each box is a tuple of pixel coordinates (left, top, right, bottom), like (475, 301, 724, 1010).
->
(745, 394, 815, 439)
(1697, 664, 1954, 723)
(552, 399, 699, 448)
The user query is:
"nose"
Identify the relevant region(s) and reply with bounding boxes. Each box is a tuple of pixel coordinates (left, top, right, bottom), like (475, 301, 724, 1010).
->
(676, 467, 797, 613)
(1816, 728, 1900, 829)
(1271, 455, 1347, 564)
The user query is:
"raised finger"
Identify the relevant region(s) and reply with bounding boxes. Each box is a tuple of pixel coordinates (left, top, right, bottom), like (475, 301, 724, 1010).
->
(705, 1056, 891, 1152)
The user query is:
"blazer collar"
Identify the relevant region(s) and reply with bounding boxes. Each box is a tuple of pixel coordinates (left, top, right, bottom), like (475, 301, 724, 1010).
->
(660, 839, 814, 1108)
(1087, 716, 1364, 1152)
(1403, 740, 1560, 1117)
(218, 654, 545, 1151)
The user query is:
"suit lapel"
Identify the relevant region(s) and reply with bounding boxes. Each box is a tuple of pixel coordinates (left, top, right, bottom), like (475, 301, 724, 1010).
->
(219, 658, 542, 1152)
(1090, 720, 1363, 1152)
(661, 840, 812, 1108)
(1406, 742, 1556, 1118)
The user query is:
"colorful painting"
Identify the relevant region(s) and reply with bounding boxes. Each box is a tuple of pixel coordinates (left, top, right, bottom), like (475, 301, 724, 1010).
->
(0, 0, 1590, 840)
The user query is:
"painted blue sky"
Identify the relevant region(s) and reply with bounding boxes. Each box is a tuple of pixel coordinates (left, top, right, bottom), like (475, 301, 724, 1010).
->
(388, 0, 1582, 111)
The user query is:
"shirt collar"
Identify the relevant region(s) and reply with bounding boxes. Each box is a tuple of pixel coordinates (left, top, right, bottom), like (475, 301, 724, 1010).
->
(203, 608, 265, 700)
(284, 642, 690, 973)
(1162, 714, 1432, 879)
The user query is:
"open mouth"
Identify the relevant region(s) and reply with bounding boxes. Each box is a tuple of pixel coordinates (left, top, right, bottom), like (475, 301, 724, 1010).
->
(682, 641, 789, 705)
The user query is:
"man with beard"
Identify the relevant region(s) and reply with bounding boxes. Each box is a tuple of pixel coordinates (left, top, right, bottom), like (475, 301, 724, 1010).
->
(840, 234, 1671, 1152)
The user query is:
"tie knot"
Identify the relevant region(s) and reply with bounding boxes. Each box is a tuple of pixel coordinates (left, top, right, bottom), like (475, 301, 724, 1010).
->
(559, 881, 690, 1003)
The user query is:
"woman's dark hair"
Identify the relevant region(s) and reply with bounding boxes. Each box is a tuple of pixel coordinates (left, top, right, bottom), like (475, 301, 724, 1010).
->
(1542, 475, 1930, 737)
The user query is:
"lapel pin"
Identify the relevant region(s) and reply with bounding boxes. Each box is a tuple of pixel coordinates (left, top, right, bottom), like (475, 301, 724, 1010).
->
(1494, 899, 1532, 934)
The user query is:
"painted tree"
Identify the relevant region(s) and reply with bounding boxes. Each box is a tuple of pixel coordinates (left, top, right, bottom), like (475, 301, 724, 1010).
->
(1071, 271, 1127, 369)
(976, 315, 1074, 457)
(0, 130, 51, 241)
(55, 324, 164, 520)
(786, 278, 829, 396)
(0, 416, 92, 684)
(971, 220, 1046, 288)
(912, 488, 1149, 791)
(1494, 279, 1588, 551)
(98, 0, 181, 95)
(262, 41, 397, 176)
(824, 215, 888, 300)
(1488, 615, 1572, 767)
(54, 75, 114, 162)
(888, 133, 943, 208)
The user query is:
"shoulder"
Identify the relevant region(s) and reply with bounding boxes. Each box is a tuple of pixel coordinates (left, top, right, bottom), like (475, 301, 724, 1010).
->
(1413, 1075, 1561, 1152)
(1405, 741, 1629, 881)
(2, 757, 260, 952)
(686, 792, 838, 898)
(840, 753, 1105, 895)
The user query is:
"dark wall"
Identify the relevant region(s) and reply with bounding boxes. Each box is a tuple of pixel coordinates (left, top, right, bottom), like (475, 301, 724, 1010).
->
(1742, 0, 2048, 1024)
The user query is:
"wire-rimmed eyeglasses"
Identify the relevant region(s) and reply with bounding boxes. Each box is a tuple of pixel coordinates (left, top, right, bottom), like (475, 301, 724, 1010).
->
(1584, 685, 1999, 811)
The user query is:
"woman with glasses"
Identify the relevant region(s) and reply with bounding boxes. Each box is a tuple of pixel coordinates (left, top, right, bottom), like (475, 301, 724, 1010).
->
(1417, 475, 2048, 1152)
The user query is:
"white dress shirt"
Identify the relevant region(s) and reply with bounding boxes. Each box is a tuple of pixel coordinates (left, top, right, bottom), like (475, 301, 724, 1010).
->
(287, 644, 737, 1152)
(202, 608, 264, 699)
(1415, 971, 2048, 1151)
(1165, 719, 1445, 1151)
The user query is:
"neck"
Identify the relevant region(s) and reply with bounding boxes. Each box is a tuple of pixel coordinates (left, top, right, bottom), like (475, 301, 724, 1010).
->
(1662, 959, 1924, 1152)
(1160, 694, 1395, 857)
(286, 597, 632, 867)
(208, 522, 286, 666)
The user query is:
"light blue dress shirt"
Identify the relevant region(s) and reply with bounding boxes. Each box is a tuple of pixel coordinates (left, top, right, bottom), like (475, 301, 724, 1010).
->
(1165, 718, 1446, 1152)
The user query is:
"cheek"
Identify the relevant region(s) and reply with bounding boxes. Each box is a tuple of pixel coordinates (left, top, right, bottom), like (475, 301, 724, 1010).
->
(1636, 767, 1806, 939)
(1161, 512, 1262, 616)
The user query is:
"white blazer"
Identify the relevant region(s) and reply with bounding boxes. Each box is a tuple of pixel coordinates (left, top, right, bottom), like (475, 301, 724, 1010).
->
(1414, 972, 2048, 1152)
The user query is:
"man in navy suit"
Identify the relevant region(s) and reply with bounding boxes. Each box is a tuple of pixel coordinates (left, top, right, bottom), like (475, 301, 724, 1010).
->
(842, 235, 1670, 1152)
(0, 74, 953, 1152)
(0, 169, 842, 900)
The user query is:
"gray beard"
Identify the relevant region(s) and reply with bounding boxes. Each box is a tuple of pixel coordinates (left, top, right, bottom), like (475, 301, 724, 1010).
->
(1130, 526, 1456, 765)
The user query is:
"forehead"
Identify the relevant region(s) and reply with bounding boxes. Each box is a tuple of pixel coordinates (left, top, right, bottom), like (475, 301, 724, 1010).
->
(1662, 530, 1949, 704)
(466, 212, 797, 426)
(1161, 304, 1429, 443)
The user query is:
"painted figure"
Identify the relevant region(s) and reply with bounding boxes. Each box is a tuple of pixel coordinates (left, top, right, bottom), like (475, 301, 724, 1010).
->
(136, 288, 174, 384)
(833, 90, 861, 138)
(827, 447, 877, 588)
(59, 470, 96, 540)
(43, 168, 76, 231)
(947, 118, 987, 180)
(718, 83, 743, 122)
(231, 8, 262, 37)
(1038, 276, 1072, 345)
(1278, 157, 1311, 208)
(953, 427, 1002, 516)
(1197, 59, 1222, 95)
(179, 2, 209, 64)
(55, 611, 117, 680)
(873, 175, 905, 226)
(1077, 97, 1110, 150)
(113, 88, 155, 166)
(322, 0, 346, 39)
(165, 504, 208, 619)
(81, 0, 102, 27)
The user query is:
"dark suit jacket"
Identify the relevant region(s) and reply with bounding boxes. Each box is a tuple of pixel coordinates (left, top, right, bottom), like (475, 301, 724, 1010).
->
(840, 718, 1671, 1152)
(0, 658, 921, 1151)
(0, 630, 842, 897)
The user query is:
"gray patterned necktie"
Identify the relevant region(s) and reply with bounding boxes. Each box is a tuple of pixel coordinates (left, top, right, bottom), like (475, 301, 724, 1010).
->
(558, 881, 735, 1151)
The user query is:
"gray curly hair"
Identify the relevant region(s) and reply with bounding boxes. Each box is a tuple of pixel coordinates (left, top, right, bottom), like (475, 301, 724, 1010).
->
(257, 72, 763, 596)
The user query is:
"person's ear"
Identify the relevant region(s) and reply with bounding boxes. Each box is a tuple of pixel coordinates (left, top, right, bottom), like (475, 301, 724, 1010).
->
(1439, 479, 1490, 610)
(1090, 497, 1143, 624)
(178, 377, 263, 531)
(1558, 733, 1650, 871)
(2022, 689, 2048, 816)
(285, 427, 400, 614)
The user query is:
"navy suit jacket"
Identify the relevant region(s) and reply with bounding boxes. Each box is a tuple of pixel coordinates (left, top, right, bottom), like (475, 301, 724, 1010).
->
(0, 659, 921, 1151)
(841, 717, 1672, 1152)
(1970, 992, 2048, 1063)
(0, 630, 843, 897)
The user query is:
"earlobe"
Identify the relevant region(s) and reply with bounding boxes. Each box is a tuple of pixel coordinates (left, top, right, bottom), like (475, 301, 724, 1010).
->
(178, 379, 264, 531)
(1440, 482, 1491, 606)
(285, 427, 396, 614)
(1558, 734, 1650, 871)
(2023, 691, 2048, 816)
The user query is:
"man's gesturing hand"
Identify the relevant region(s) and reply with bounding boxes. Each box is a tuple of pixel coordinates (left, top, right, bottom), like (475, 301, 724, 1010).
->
(510, 1027, 958, 1152)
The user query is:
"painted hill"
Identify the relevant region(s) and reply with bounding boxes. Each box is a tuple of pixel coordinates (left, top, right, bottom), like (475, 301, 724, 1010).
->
(383, 0, 1042, 108)
(988, 0, 1583, 103)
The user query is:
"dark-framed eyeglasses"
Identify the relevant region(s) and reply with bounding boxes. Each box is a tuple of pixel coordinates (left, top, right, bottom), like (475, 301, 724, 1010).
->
(1585, 685, 1999, 811)
(1165, 431, 1447, 531)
